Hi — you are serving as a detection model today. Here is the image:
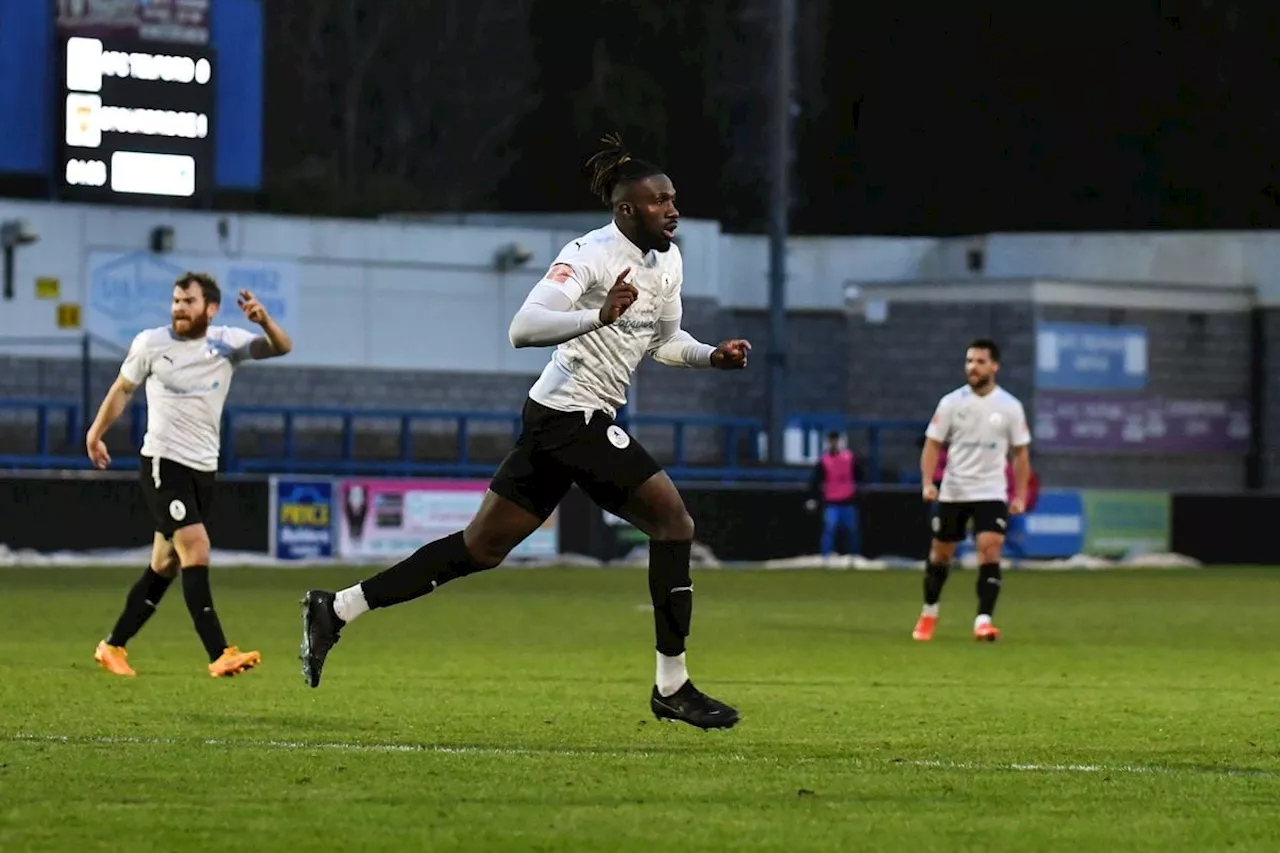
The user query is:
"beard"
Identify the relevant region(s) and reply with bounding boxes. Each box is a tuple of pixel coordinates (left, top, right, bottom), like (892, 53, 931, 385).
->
(172, 314, 210, 339)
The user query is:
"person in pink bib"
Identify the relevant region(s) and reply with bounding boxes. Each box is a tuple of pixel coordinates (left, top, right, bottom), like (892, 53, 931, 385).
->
(807, 431, 863, 557)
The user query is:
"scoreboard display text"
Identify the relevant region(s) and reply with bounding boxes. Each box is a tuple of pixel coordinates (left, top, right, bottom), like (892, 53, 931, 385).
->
(57, 34, 215, 204)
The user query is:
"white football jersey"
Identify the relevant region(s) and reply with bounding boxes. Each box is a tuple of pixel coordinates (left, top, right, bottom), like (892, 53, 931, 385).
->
(527, 221, 684, 416)
(925, 385, 1031, 503)
(119, 325, 259, 472)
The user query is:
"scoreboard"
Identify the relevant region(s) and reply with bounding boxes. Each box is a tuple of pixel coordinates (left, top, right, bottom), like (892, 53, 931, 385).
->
(57, 34, 216, 205)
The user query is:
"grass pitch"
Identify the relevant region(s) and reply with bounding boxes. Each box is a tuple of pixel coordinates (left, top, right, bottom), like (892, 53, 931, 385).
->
(2, 565, 1278, 852)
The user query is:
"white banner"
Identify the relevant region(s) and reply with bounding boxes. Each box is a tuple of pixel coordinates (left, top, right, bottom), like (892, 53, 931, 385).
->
(336, 478, 558, 560)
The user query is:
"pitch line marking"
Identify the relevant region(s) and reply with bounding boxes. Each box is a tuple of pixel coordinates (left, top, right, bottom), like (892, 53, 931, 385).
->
(7, 734, 1277, 778)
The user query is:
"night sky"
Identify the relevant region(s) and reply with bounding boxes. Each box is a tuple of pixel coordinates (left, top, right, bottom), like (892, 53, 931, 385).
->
(264, 1, 1280, 235)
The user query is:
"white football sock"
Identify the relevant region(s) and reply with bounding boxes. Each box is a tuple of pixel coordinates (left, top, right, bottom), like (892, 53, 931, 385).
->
(922, 603, 939, 618)
(974, 614, 992, 629)
(333, 585, 369, 624)
(656, 651, 688, 697)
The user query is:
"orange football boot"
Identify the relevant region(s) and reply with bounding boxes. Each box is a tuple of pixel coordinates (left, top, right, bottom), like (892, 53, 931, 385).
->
(974, 622, 1000, 642)
(95, 640, 136, 677)
(912, 614, 937, 641)
(209, 646, 262, 678)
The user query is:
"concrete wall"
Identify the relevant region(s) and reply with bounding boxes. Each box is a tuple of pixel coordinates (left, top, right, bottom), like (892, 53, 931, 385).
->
(3, 197, 1279, 486)
(6, 201, 1280, 371)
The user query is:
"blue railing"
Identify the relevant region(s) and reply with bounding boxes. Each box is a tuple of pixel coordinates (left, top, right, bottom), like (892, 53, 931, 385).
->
(0, 400, 927, 483)
(785, 414, 931, 484)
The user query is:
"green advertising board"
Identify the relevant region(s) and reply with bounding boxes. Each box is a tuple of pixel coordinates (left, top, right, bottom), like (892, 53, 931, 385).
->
(1081, 490, 1171, 557)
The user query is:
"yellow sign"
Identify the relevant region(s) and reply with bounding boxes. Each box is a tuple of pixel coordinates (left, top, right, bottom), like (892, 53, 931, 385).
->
(36, 277, 60, 299)
(281, 502, 330, 527)
(57, 303, 81, 329)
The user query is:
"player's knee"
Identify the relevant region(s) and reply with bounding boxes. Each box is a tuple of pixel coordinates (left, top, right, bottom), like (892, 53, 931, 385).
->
(172, 525, 211, 567)
(655, 508, 695, 542)
(150, 537, 180, 576)
(461, 528, 513, 570)
(976, 535, 1003, 564)
(929, 542, 955, 566)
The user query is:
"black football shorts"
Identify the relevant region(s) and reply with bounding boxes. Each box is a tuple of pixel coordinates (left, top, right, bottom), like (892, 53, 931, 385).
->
(489, 398, 662, 519)
(932, 500, 1009, 542)
(139, 455, 216, 539)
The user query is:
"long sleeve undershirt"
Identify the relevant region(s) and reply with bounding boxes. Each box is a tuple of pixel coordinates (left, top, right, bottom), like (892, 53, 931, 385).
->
(508, 281, 715, 368)
(508, 282, 603, 347)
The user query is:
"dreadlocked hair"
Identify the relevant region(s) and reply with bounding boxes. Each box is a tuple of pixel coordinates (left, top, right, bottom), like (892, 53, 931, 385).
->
(585, 133, 663, 207)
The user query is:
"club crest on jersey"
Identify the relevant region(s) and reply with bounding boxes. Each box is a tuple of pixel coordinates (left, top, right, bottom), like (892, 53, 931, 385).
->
(989, 412, 1004, 426)
(606, 425, 631, 449)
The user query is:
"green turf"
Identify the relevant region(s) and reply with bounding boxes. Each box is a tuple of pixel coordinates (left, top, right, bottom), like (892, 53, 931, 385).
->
(1, 566, 1278, 852)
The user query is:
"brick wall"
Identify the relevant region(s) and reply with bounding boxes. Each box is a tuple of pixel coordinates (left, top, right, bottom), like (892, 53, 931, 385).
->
(844, 300, 1253, 490)
(1031, 305, 1250, 491)
(1264, 309, 1280, 488)
(845, 302, 1035, 482)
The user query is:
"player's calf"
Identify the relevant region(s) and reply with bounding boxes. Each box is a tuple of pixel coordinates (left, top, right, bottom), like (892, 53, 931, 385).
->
(299, 529, 496, 688)
(299, 495, 544, 688)
(974, 561, 1003, 642)
(974, 532, 1004, 641)
(914, 540, 954, 640)
(101, 564, 177, 659)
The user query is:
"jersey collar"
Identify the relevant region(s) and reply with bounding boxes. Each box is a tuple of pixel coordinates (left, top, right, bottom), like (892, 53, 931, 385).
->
(608, 220, 652, 264)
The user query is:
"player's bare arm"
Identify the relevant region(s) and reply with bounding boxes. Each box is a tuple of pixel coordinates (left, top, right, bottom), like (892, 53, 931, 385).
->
(1009, 444, 1031, 515)
(238, 289, 293, 359)
(86, 374, 138, 469)
(920, 437, 944, 501)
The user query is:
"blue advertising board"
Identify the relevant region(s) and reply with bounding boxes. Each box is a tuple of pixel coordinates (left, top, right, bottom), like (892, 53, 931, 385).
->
(1035, 322, 1148, 391)
(269, 476, 334, 560)
(953, 489, 1086, 560)
(1008, 490, 1086, 559)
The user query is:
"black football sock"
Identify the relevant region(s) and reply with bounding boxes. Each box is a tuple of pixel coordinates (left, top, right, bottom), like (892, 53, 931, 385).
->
(977, 562, 1003, 617)
(360, 531, 488, 609)
(181, 566, 228, 662)
(923, 560, 950, 606)
(106, 566, 175, 647)
(649, 539, 694, 657)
